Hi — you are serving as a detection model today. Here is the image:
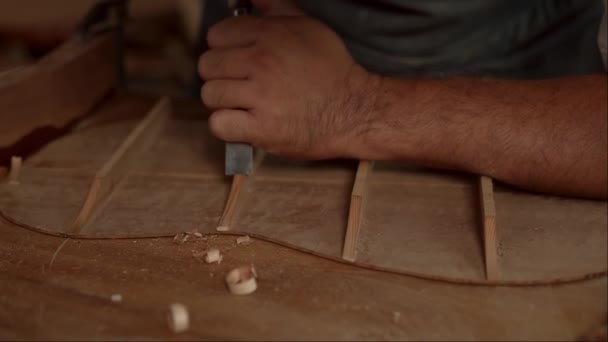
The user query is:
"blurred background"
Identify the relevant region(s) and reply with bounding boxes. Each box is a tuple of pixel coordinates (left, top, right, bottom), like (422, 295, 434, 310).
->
(0, 0, 203, 97)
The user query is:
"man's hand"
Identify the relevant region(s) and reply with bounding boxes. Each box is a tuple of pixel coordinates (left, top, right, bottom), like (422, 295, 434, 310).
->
(198, 3, 377, 159)
(198, 0, 607, 199)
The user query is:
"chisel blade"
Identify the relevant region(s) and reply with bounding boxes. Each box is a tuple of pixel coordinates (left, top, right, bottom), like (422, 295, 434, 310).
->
(225, 143, 253, 175)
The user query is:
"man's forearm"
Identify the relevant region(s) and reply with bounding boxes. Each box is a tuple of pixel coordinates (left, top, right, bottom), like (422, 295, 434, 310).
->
(198, 12, 607, 199)
(354, 74, 608, 199)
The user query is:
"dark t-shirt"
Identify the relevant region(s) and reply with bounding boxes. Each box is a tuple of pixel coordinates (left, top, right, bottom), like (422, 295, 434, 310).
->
(295, 0, 606, 78)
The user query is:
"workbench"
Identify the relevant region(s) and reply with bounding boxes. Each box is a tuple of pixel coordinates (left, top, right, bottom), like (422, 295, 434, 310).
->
(0, 214, 606, 340)
(0, 9, 606, 340)
(0, 91, 606, 341)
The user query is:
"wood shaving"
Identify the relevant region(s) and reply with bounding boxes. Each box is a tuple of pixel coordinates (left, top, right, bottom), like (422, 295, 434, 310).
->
(225, 265, 258, 296)
(111, 294, 122, 303)
(48, 238, 70, 269)
(167, 303, 189, 333)
(187, 230, 203, 238)
(216, 226, 230, 232)
(236, 236, 251, 245)
(204, 249, 222, 264)
(174, 231, 205, 245)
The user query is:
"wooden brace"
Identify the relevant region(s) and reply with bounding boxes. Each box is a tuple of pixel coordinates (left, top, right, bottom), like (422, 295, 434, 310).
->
(342, 161, 373, 262)
(479, 176, 499, 280)
(8, 156, 23, 185)
(216, 151, 265, 231)
(71, 97, 172, 234)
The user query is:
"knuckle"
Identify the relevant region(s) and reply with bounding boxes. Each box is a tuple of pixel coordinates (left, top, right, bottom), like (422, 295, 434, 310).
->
(208, 112, 226, 139)
(206, 23, 223, 47)
(250, 47, 277, 71)
(201, 83, 218, 107)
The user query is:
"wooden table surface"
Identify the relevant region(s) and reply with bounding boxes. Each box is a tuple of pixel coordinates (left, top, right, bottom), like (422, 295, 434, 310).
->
(0, 215, 606, 341)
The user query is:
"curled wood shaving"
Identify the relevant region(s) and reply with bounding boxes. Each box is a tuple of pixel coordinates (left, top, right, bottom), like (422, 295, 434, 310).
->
(225, 265, 258, 296)
(204, 249, 222, 264)
(167, 303, 189, 334)
(236, 236, 251, 245)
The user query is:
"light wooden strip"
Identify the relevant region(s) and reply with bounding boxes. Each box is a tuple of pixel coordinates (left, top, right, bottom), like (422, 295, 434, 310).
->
(342, 161, 373, 262)
(71, 97, 171, 234)
(216, 150, 265, 231)
(479, 175, 498, 280)
(217, 175, 246, 231)
(8, 156, 22, 185)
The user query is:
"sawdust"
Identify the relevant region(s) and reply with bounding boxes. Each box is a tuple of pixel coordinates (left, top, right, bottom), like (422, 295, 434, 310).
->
(173, 231, 208, 245)
(111, 294, 122, 303)
(236, 236, 251, 245)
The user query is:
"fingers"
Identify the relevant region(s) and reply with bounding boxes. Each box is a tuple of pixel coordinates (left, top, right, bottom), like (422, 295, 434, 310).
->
(207, 16, 262, 49)
(209, 109, 257, 143)
(252, 0, 304, 16)
(201, 80, 258, 110)
(198, 47, 253, 80)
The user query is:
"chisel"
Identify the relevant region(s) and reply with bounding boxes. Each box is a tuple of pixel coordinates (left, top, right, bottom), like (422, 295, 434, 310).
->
(225, 0, 254, 176)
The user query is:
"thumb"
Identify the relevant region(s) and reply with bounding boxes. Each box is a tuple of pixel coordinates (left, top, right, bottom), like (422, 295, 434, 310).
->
(251, 0, 304, 16)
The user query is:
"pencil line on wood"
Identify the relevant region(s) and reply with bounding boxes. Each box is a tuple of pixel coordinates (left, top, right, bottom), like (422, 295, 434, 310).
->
(479, 175, 499, 281)
(342, 161, 373, 262)
(70, 97, 171, 235)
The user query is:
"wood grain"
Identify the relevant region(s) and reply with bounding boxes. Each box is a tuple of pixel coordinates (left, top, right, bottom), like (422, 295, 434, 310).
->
(479, 176, 498, 280)
(217, 175, 247, 231)
(0, 33, 116, 149)
(0, 96, 605, 285)
(71, 97, 171, 234)
(343, 161, 373, 262)
(0, 216, 606, 341)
